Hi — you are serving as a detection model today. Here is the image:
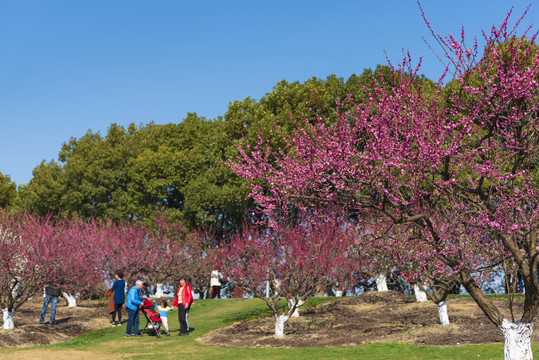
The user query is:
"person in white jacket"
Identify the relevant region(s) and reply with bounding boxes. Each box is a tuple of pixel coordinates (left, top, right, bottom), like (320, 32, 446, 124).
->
(210, 270, 223, 299)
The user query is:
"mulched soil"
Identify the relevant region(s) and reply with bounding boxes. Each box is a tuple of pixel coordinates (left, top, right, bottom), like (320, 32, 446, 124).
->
(2, 291, 536, 350)
(198, 290, 538, 348)
(0, 297, 110, 349)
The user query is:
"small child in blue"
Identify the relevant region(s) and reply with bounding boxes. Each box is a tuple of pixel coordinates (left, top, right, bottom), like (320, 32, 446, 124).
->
(156, 300, 172, 331)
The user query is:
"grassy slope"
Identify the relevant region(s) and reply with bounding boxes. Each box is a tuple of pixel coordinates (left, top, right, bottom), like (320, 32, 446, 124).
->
(0, 297, 536, 360)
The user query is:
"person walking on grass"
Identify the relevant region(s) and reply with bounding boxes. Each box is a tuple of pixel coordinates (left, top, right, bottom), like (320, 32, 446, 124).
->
(124, 280, 144, 338)
(171, 276, 194, 336)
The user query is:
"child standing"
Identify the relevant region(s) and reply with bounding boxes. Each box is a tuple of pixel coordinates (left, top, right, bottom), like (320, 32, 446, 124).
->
(157, 300, 172, 331)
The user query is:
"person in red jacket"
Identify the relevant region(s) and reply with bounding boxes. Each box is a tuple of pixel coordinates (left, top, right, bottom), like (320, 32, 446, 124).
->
(171, 276, 194, 336)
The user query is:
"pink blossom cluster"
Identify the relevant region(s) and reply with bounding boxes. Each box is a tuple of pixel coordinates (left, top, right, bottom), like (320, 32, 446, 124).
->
(229, 8, 539, 328)
(0, 210, 199, 318)
(222, 221, 354, 315)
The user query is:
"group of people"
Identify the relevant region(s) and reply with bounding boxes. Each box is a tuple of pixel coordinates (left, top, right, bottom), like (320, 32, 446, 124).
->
(106, 272, 194, 338)
(38, 270, 217, 336)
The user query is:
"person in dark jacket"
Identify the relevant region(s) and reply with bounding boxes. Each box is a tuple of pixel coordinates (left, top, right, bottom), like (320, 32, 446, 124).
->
(40, 283, 61, 325)
(110, 271, 126, 326)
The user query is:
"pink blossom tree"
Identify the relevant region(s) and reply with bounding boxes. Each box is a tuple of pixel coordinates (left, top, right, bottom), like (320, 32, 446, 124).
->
(222, 221, 352, 337)
(182, 229, 218, 299)
(325, 233, 368, 297)
(143, 216, 188, 297)
(99, 220, 161, 290)
(0, 211, 61, 329)
(229, 7, 539, 358)
(54, 218, 108, 307)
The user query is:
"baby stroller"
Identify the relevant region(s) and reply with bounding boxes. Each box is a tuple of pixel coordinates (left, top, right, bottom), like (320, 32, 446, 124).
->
(140, 299, 170, 337)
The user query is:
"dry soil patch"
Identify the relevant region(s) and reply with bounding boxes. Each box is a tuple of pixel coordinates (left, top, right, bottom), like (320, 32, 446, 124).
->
(199, 291, 537, 348)
(0, 297, 110, 349)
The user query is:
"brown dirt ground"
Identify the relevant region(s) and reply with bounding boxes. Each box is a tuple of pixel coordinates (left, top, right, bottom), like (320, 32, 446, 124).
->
(1, 291, 536, 352)
(0, 297, 110, 349)
(198, 290, 539, 348)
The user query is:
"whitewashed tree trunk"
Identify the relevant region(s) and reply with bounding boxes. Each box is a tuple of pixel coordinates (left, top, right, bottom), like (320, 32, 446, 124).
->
(335, 289, 343, 297)
(155, 283, 164, 298)
(436, 301, 449, 326)
(289, 299, 305, 317)
(266, 280, 270, 298)
(375, 274, 388, 292)
(2, 308, 14, 330)
(274, 314, 289, 338)
(62, 292, 78, 308)
(500, 319, 534, 360)
(413, 284, 428, 302)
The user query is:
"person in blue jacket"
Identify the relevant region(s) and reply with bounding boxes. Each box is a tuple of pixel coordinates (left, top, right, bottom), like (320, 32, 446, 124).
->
(110, 271, 126, 326)
(124, 280, 144, 338)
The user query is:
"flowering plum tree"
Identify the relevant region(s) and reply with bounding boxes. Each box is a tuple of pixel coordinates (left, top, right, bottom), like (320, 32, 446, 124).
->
(325, 231, 370, 297)
(182, 229, 218, 299)
(223, 221, 352, 337)
(0, 212, 60, 329)
(230, 7, 539, 358)
(54, 218, 108, 307)
(99, 220, 161, 288)
(143, 216, 188, 297)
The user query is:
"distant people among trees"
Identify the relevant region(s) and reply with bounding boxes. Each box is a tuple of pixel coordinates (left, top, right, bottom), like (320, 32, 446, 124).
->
(210, 269, 223, 299)
(40, 282, 61, 325)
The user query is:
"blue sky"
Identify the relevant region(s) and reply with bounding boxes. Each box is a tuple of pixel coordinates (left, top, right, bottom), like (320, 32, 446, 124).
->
(0, 0, 536, 186)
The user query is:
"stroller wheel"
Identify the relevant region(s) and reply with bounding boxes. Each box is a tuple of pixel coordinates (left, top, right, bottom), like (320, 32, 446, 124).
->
(165, 332, 170, 337)
(156, 332, 161, 338)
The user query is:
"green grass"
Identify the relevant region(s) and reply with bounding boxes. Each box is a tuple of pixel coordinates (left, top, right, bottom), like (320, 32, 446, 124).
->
(0, 296, 537, 359)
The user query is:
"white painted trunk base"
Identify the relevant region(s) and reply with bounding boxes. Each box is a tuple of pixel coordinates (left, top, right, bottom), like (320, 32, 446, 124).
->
(437, 301, 449, 326)
(155, 283, 164, 298)
(500, 319, 534, 360)
(335, 290, 343, 297)
(3, 308, 14, 330)
(289, 299, 305, 317)
(375, 274, 388, 292)
(62, 293, 78, 308)
(413, 285, 428, 302)
(274, 314, 289, 338)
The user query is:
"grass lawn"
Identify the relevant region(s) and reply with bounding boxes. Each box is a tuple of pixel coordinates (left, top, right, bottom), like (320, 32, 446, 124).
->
(0, 297, 536, 359)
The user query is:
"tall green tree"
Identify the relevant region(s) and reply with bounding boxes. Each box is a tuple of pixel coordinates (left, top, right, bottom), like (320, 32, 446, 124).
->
(0, 172, 17, 208)
(19, 68, 435, 237)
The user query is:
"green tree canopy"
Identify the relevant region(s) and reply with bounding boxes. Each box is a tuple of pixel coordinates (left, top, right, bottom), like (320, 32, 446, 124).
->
(0, 172, 17, 208)
(18, 67, 435, 236)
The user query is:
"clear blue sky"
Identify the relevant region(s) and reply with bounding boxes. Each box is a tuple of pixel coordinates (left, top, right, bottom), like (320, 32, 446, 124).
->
(0, 0, 536, 186)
